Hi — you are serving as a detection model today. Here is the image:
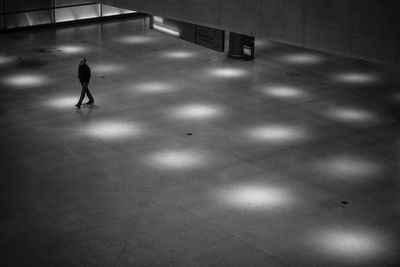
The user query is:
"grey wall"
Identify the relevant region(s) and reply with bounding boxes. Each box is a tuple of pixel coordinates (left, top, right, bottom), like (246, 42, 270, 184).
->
(96, 0, 400, 66)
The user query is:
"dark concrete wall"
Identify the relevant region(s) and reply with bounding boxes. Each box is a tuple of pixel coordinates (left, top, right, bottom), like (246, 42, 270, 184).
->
(97, 0, 400, 65)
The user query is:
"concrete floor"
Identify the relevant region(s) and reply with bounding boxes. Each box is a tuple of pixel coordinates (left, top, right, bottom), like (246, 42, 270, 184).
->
(0, 17, 399, 267)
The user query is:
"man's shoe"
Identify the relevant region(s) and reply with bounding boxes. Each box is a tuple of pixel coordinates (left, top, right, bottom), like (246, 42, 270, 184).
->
(75, 104, 81, 109)
(86, 100, 94, 105)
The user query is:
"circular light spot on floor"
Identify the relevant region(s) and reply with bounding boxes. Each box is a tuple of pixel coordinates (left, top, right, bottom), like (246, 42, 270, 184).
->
(84, 121, 143, 140)
(117, 36, 155, 44)
(2, 74, 49, 88)
(245, 124, 309, 144)
(58, 45, 87, 54)
(0, 55, 13, 65)
(169, 103, 225, 120)
(309, 228, 391, 263)
(164, 51, 197, 59)
(222, 184, 293, 210)
(92, 63, 124, 73)
(210, 67, 248, 78)
(280, 53, 325, 64)
(145, 150, 209, 170)
(333, 72, 379, 84)
(325, 107, 377, 123)
(315, 155, 382, 179)
(45, 96, 77, 109)
(260, 85, 308, 99)
(134, 82, 178, 94)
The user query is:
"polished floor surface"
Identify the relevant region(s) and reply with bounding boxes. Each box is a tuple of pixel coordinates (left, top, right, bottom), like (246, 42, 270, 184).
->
(0, 17, 399, 267)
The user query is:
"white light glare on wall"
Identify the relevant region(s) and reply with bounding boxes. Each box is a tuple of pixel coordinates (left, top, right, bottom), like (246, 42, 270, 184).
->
(153, 16, 164, 23)
(153, 24, 180, 37)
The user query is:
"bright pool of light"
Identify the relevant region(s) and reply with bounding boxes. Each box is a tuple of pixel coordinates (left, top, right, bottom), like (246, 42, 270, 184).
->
(334, 72, 379, 84)
(325, 107, 376, 123)
(58, 45, 87, 54)
(315, 154, 382, 179)
(84, 121, 144, 140)
(280, 53, 325, 64)
(164, 51, 197, 59)
(117, 36, 155, 44)
(2, 74, 49, 88)
(245, 124, 309, 144)
(45, 96, 77, 109)
(145, 150, 209, 170)
(0, 55, 13, 64)
(210, 67, 248, 78)
(92, 63, 124, 73)
(260, 85, 308, 99)
(222, 184, 293, 210)
(310, 228, 391, 263)
(134, 82, 178, 94)
(169, 103, 225, 120)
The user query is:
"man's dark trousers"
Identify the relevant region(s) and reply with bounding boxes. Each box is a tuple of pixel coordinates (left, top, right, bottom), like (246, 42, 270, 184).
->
(77, 82, 94, 106)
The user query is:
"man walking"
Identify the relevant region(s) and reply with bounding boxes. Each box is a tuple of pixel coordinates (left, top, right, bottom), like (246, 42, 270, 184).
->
(75, 57, 94, 109)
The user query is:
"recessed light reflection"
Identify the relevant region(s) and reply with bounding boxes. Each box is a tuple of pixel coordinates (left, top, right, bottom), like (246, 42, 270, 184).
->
(45, 96, 76, 109)
(58, 45, 87, 54)
(164, 51, 197, 59)
(334, 72, 379, 84)
(134, 82, 178, 94)
(222, 184, 293, 210)
(254, 39, 274, 49)
(0, 55, 13, 64)
(117, 36, 155, 44)
(315, 155, 382, 179)
(169, 103, 225, 120)
(280, 53, 325, 64)
(92, 64, 124, 73)
(310, 228, 391, 262)
(84, 121, 143, 140)
(245, 124, 309, 144)
(325, 107, 376, 123)
(2, 74, 49, 88)
(260, 85, 308, 99)
(145, 150, 209, 170)
(210, 68, 248, 78)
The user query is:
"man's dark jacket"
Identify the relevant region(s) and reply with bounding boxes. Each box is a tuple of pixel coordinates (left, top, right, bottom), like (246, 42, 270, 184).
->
(78, 64, 91, 83)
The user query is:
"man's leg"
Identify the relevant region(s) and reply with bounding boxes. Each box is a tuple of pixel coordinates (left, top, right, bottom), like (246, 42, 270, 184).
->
(76, 83, 86, 108)
(83, 82, 94, 104)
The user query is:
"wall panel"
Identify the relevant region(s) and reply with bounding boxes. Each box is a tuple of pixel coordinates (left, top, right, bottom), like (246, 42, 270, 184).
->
(4, 0, 52, 13)
(55, 4, 100, 22)
(96, 0, 400, 65)
(5, 9, 53, 29)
